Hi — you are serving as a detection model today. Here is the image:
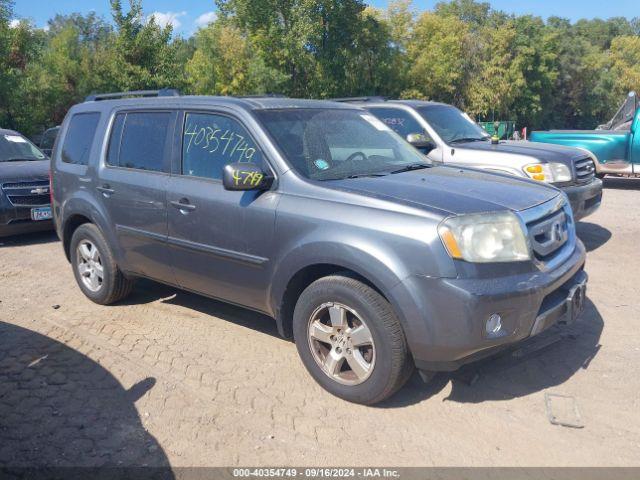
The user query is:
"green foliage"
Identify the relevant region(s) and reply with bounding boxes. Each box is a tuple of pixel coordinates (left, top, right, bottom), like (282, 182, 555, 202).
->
(0, 0, 639, 137)
(186, 20, 288, 95)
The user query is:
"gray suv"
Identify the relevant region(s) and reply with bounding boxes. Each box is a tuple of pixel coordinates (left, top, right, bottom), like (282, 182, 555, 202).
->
(52, 91, 588, 404)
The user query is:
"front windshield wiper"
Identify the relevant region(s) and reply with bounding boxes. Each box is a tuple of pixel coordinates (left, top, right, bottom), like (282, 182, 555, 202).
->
(0, 157, 42, 162)
(346, 172, 388, 179)
(449, 137, 489, 144)
(389, 163, 431, 174)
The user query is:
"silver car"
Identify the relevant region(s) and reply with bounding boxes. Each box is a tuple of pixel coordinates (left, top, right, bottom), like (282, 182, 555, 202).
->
(343, 98, 603, 221)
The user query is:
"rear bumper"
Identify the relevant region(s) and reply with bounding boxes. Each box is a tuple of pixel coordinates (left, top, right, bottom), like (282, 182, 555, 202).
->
(391, 241, 587, 372)
(563, 178, 602, 221)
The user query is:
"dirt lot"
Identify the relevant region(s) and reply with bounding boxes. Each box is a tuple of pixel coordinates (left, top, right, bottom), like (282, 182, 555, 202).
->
(1, 177, 640, 468)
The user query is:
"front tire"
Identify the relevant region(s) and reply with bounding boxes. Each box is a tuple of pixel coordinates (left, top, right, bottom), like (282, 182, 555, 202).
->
(70, 223, 134, 305)
(293, 274, 413, 405)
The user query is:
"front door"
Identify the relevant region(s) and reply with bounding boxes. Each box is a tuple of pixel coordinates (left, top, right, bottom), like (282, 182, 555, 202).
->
(97, 110, 177, 282)
(166, 111, 279, 312)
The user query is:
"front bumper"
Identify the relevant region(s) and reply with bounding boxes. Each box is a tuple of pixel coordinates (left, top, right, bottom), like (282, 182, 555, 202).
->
(0, 203, 53, 237)
(562, 178, 602, 221)
(391, 241, 587, 372)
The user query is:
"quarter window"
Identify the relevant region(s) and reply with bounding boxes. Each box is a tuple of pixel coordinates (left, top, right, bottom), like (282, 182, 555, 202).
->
(61, 112, 100, 165)
(182, 112, 262, 180)
(106, 112, 172, 172)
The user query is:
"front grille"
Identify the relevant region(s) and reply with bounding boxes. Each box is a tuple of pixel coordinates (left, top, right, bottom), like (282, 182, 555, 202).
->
(2, 180, 49, 189)
(7, 194, 49, 206)
(1, 180, 50, 207)
(527, 208, 569, 261)
(574, 157, 596, 183)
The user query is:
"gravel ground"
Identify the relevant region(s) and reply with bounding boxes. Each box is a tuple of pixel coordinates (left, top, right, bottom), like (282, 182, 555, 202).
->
(0, 177, 639, 468)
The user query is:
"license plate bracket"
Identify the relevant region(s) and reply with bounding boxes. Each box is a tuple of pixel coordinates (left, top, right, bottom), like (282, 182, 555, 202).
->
(30, 206, 52, 221)
(565, 282, 587, 324)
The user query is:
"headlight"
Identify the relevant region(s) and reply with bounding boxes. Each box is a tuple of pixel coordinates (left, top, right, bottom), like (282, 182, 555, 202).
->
(549, 162, 572, 182)
(438, 212, 530, 263)
(523, 162, 572, 183)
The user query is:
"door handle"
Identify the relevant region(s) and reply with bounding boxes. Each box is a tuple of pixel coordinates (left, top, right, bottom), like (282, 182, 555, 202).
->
(96, 184, 115, 196)
(170, 199, 196, 212)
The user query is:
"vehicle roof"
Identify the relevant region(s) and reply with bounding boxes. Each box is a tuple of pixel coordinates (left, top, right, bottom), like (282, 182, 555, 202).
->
(345, 100, 452, 108)
(74, 95, 360, 113)
(0, 128, 21, 136)
(386, 99, 452, 108)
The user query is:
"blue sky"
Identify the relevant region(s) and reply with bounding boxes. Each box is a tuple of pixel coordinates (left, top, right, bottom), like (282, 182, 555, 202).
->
(12, 1, 640, 37)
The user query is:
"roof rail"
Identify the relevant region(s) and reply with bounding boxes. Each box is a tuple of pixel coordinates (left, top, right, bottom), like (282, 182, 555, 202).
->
(84, 88, 181, 102)
(236, 93, 287, 99)
(331, 96, 388, 103)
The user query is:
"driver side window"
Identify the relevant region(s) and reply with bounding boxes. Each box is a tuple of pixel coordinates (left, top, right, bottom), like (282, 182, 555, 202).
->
(182, 112, 263, 180)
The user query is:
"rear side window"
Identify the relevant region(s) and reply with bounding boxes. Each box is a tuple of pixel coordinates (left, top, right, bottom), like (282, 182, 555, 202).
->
(107, 112, 172, 172)
(182, 112, 263, 180)
(61, 113, 100, 165)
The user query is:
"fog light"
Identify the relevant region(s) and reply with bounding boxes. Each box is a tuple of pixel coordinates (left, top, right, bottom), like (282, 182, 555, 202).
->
(485, 313, 503, 336)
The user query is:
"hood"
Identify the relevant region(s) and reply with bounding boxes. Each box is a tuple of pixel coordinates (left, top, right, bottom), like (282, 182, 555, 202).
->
(325, 166, 560, 216)
(455, 140, 586, 164)
(0, 159, 50, 183)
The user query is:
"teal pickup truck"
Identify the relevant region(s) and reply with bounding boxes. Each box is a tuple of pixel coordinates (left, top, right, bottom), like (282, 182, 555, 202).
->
(531, 92, 640, 177)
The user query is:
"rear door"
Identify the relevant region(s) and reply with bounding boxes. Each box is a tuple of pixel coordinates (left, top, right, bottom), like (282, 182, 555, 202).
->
(96, 110, 177, 282)
(166, 110, 279, 312)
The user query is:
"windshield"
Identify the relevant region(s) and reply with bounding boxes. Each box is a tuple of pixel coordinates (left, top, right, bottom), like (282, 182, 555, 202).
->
(600, 91, 637, 131)
(0, 132, 47, 162)
(255, 109, 430, 181)
(416, 105, 490, 144)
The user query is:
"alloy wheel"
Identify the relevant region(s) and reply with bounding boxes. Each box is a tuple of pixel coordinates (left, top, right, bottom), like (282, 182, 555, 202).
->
(76, 240, 104, 292)
(307, 302, 376, 386)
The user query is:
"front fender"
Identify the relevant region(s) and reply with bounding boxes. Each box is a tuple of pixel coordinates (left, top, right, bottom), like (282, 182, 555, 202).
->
(268, 240, 410, 318)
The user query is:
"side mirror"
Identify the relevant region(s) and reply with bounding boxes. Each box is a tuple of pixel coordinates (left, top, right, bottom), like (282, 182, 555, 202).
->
(223, 162, 272, 191)
(406, 133, 436, 154)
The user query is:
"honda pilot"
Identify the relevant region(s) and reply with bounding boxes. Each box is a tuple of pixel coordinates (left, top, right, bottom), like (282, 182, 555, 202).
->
(52, 91, 589, 404)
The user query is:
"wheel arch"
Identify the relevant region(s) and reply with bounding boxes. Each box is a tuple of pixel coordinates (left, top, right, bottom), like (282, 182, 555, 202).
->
(60, 193, 118, 263)
(270, 244, 410, 340)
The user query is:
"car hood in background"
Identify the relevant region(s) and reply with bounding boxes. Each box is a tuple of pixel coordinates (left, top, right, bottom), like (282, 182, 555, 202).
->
(0, 160, 50, 183)
(455, 139, 587, 165)
(326, 166, 560, 216)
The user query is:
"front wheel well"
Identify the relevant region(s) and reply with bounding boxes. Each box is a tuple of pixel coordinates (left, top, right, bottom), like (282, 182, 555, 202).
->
(277, 264, 385, 339)
(62, 214, 92, 261)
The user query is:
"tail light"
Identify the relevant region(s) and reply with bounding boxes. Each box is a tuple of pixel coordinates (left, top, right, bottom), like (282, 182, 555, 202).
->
(49, 169, 53, 205)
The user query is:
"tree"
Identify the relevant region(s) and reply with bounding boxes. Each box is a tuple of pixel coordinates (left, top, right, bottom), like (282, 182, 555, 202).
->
(466, 22, 523, 120)
(342, 7, 401, 96)
(610, 35, 640, 96)
(405, 12, 470, 104)
(186, 20, 287, 95)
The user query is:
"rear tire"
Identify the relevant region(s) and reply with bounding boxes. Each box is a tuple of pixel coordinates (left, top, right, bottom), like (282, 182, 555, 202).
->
(70, 223, 134, 305)
(293, 273, 413, 405)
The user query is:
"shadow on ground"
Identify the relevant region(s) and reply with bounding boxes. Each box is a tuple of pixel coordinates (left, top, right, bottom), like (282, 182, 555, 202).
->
(119, 279, 282, 340)
(0, 230, 58, 248)
(602, 176, 640, 190)
(0, 321, 173, 475)
(380, 298, 603, 407)
(576, 222, 612, 252)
